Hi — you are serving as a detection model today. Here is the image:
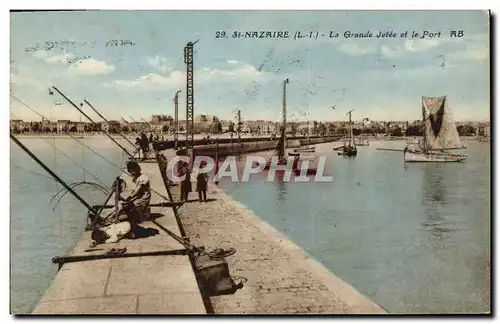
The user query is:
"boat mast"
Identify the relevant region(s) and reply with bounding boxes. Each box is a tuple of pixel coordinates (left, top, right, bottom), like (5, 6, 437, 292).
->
(421, 96, 427, 152)
(280, 78, 289, 159)
(346, 109, 354, 147)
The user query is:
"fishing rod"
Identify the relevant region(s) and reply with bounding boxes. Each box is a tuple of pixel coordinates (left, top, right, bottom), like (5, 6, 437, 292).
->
(130, 116, 148, 133)
(83, 99, 136, 147)
(50, 86, 134, 159)
(11, 96, 125, 173)
(121, 117, 131, 126)
(141, 118, 158, 135)
(12, 96, 167, 214)
(10, 133, 95, 213)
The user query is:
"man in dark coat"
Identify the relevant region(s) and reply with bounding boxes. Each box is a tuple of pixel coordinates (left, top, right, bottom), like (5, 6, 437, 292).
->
(196, 161, 209, 202)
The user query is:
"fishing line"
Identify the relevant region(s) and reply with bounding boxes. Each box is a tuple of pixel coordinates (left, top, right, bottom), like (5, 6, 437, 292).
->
(10, 100, 109, 188)
(11, 113, 107, 188)
(51, 182, 109, 211)
(50, 103, 64, 240)
(12, 96, 124, 171)
(12, 95, 169, 201)
(11, 163, 56, 182)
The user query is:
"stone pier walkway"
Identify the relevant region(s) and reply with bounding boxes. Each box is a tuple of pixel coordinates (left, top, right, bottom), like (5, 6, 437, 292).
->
(169, 179, 386, 314)
(32, 162, 205, 314)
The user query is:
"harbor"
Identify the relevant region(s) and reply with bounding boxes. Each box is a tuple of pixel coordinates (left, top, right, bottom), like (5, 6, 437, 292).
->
(10, 10, 490, 316)
(30, 153, 385, 314)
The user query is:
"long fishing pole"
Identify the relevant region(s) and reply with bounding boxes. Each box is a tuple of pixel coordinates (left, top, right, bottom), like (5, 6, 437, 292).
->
(10, 133, 95, 212)
(130, 116, 148, 133)
(121, 117, 131, 126)
(50, 86, 134, 159)
(141, 118, 157, 134)
(83, 99, 136, 147)
(11, 96, 125, 173)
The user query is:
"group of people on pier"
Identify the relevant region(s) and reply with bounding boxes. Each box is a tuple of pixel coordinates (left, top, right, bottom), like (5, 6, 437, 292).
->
(134, 132, 167, 160)
(177, 161, 209, 203)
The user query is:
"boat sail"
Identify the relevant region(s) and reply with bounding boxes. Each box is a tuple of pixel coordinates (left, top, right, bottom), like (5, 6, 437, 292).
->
(337, 109, 357, 157)
(404, 96, 467, 162)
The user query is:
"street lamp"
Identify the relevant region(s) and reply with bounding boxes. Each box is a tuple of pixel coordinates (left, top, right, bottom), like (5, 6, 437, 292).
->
(174, 90, 181, 149)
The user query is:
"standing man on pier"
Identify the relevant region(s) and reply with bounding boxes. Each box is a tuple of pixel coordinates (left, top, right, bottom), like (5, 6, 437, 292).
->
(196, 161, 209, 202)
(179, 162, 192, 202)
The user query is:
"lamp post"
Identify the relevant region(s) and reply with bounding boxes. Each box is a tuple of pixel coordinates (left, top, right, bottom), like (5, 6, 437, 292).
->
(173, 90, 181, 149)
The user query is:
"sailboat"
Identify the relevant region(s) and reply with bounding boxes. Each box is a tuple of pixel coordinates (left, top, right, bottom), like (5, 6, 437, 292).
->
(354, 137, 369, 146)
(404, 96, 467, 163)
(337, 109, 357, 157)
(254, 79, 290, 169)
(294, 113, 316, 153)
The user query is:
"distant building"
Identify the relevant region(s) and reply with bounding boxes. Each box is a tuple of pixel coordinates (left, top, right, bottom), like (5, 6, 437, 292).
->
(151, 115, 173, 124)
(76, 122, 87, 133)
(102, 120, 121, 132)
(478, 123, 491, 137)
(57, 120, 71, 133)
(195, 115, 219, 123)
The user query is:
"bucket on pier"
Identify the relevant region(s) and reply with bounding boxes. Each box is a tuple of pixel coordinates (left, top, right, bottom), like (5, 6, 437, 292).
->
(194, 253, 243, 296)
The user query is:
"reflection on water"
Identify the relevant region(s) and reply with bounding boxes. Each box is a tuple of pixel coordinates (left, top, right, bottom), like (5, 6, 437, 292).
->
(421, 165, 454, 245)
(274, 173, 287, 201)
(11, 139, 490, 314)
(219, 140, 490, 314)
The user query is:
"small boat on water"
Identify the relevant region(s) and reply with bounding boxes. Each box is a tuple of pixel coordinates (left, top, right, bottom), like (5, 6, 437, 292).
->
(337, 110, 358, 157)
(338, 145, 357, 157)
(354, 138, 369, 146)
(404, 96, 467, 163)
(294, 146, 315, 153)
(253, 78, 290, 170)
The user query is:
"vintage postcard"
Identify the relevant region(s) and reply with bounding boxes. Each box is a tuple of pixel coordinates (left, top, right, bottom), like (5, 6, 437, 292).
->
(9, 10, 490, 315)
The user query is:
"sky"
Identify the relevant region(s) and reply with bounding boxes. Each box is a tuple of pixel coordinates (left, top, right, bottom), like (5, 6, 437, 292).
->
(10, 10, 490, 123)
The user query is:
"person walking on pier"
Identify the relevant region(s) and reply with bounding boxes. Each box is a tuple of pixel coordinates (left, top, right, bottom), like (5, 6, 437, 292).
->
(196, 162, 209, 202)
(180, 161, 192, 202)
(140, 132, 149, 160)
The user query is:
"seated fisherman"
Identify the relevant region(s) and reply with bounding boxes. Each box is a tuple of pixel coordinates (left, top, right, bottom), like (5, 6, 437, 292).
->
(91, 161, 151, 241)
(99, 161, 151, 239)
(121, 161, 151, 230)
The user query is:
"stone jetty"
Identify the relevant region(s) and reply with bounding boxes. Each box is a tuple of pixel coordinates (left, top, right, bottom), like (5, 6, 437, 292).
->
(168, 177, 385, 314)
(31, 161, 206, 314)
(31, 149, 385, 314)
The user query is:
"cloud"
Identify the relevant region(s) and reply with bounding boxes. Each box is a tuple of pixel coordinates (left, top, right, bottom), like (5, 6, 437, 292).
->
(32, 50, 73, 64)
(200, 61, 264, 77)
(111, 61, 269, 89)
(69, 59, 116, 75)
(380, 45, 403, 58)
(404, 39, 440, 53)
(31, 50, 115, 75)
(147, 55, 172, 73)
(10, 73, 45, 90)
(111, 71, 184, 88)
(337, 43, 376, 56)
(447, 44, 489, 62)
(337, 38, 443, 58)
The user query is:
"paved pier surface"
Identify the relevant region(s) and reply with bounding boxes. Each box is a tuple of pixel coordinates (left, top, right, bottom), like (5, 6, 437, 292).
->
(169, 176, 386, 314)
(32, 162, 205, 314)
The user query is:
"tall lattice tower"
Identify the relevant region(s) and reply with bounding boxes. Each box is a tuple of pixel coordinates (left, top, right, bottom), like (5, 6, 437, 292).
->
(184, 41, 196, 150)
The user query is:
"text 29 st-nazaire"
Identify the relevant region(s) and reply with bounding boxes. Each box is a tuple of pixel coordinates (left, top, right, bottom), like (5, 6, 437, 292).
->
(215, 31, 291, 39)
